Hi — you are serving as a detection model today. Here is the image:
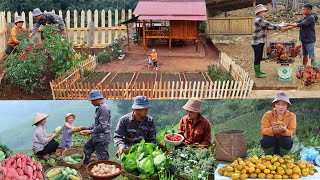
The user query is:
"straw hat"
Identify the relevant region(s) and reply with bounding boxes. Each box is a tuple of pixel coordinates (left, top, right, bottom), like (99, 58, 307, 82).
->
(272, 91, 291, 107)
(132, 96, 151, 109)
(14, 16, 24, 24)
(183, 98, 202, 113)
(65, 113, 75, 120)
(255, 4, 268, 15)
(32, 112, 49, 126)
(152, 49, 156, 52)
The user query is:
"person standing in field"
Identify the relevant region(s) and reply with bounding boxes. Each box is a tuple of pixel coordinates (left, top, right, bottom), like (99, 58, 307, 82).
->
(80, 90, 111, 164)
(287, 3, 318, 66)
(150, 49, 159, 70)
(251, 4, 288, 78)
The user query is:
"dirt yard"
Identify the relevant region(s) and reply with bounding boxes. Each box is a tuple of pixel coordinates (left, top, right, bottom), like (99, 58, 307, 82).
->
(95, 35, 219, 73)
(214, 23, 320, 91)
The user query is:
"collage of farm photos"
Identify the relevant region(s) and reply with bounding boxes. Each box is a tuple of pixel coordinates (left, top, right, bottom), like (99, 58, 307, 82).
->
(0, 0, 319, 180)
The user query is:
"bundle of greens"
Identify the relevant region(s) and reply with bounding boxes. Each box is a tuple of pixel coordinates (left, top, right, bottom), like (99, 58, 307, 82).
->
(121, 139, 171, 179)
(170, 146, 216, 180)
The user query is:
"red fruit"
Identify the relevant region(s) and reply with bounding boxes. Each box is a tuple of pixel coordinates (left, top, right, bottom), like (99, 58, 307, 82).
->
(3, 67, 6, 71)
(36, 42, 44, 48)
(25, 45, 32, 52)
(45, 50, 50, 55)
(19, 54, 27, 60)
(67, 57, 72, 61)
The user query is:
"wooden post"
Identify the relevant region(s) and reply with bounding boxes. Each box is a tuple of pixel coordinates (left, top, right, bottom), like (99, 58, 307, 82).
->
(143, 20, 146, 50)
(94, 10, 99, 47)
(73, 10, 78, 45)
(66, 10, 70, 42)
(101, 9, 106, 45)
(115, 9, 119, 39)
(80, 10, 85, 44)
(127, 24, 130, 51)
(169, 21, 171, 51)
(196, 21, 199, 52)
(108, 9, 112, 44)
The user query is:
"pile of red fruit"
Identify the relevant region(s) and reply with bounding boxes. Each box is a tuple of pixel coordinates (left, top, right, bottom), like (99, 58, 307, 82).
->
(296, 66, 320, 86)
(267, 43, 301, 64)
(165, 134, 182, 142)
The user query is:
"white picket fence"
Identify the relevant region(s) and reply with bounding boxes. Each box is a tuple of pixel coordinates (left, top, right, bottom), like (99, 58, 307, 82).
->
(0, 9, 131, 55)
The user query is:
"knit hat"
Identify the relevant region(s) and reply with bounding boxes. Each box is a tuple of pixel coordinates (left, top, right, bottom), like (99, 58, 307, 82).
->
(272, 91, 291, 107)
(32, 112, 49, 126)
(65, 113, 75, 120)
(255, 4, 268, 15)
(88, 90, 104, 101)
(183, 98, 202, 113)
(32, 8, 43, 17)
(132, 96, 151, 109)
(14, 16, 24, 24)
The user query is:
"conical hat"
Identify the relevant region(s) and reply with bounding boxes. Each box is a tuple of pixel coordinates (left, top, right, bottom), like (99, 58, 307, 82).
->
(32, 112, 49, 126)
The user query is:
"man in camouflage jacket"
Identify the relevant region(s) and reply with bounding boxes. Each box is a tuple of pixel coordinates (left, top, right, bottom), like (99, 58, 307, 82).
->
(114, 96, 156, 157)
(81, 90, 111, 164)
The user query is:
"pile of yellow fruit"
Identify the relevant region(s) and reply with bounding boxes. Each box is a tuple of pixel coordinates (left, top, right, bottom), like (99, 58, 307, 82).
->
(218, 155, 316, 179)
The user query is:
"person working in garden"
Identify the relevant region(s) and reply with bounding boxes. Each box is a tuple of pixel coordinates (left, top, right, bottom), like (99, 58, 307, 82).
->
(28, 8, 66, 39)
(114, 96, 156, 157)
(260, 91, 296, 156)
(80, 90, 112, 165)
(150, 49, 159, 70)
(178, 98, 212, 148)
(32, 112, 59, 160)
(252, 4, 288, 78)
(5, 16, 27, 55)
(286, 3, 319, 66)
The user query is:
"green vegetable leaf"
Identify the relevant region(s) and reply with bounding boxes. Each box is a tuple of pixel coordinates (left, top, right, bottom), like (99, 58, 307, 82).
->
(137, 155, 155, 174)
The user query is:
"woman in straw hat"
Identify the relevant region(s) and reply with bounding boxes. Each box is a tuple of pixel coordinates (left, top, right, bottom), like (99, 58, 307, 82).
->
(260, 91, 296, 156)
(5, 16, 27, 55)
(251, 4, 288, 78)
(178, 98, 212, 148)
(32, 112, 59, 160)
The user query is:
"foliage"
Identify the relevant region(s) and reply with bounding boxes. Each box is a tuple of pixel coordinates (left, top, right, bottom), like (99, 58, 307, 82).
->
(3, 35, 48, 93)
(56, 133, 89, 148)
(207, 64, 233, 82)
(43, 25, 84, 76)
(169, 146, 216, 180)
(199, 22, 207, 34)
(97, 51, 111, 64)
(121, 139, 171, 178)
(83, 69, 93, 77)
(3, 25, 85, 93)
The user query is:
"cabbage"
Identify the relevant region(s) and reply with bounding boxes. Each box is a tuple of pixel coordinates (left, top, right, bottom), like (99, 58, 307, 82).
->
(122, 153, 138, 172)
(137, 155, 155, 174)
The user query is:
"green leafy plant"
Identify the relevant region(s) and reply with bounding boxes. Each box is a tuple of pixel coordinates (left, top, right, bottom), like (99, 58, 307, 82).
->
(3, 25, 85, 93)
(3, 35, 48, 93)
(97, 51, 111, 64)
(207, 64, 233, 82)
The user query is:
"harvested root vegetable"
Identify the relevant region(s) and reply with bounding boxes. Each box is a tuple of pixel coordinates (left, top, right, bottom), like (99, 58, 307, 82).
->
(90, 163, 120, 176)
(0, 154, 43, 180)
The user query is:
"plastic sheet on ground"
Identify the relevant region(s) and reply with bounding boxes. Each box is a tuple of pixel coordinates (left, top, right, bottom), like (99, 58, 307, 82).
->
(214, 164, 320, 180)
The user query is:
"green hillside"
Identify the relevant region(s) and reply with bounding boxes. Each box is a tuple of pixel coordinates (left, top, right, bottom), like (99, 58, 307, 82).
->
(0, 99, 319, 157)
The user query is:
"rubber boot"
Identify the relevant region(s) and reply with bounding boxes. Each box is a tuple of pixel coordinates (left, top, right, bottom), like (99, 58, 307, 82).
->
(311, 61, 320, 67)
(254, 65, 266, 78)
(280, 148, 290, 156)
(263, 147, 275, 155)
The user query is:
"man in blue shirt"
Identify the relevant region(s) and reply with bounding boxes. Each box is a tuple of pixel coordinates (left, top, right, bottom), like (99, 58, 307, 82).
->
(287, 3, 318, 66)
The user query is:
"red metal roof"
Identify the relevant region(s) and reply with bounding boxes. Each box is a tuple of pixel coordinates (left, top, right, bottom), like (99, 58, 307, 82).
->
(133, 0, 207, 21)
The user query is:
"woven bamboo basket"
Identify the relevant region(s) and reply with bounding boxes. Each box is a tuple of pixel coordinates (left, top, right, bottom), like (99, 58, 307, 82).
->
(44, 166, 82, 180)
(61, 148, 85, 169)
(215, 130, 247, 162)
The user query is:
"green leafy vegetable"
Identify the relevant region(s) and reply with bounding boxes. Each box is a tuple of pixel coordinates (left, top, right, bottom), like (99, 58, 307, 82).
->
(137, 155, 155, 175)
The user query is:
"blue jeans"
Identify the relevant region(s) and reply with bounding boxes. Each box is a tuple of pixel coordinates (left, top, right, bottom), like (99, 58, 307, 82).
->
(302, 41, 315, 59)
